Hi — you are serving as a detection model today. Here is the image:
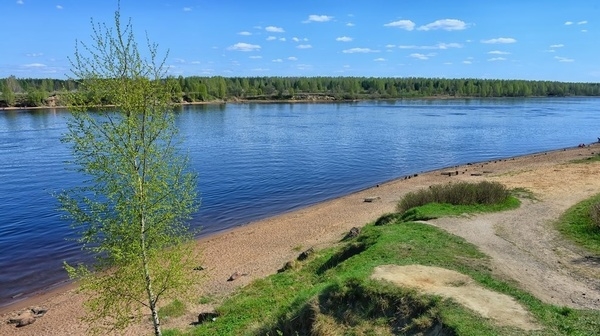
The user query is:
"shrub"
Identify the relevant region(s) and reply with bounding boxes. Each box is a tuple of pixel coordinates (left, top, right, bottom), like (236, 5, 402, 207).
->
(397, 181, 510, 213)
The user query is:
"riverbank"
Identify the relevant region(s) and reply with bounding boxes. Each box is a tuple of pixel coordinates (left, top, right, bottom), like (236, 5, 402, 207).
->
(2, 144, 600, 335)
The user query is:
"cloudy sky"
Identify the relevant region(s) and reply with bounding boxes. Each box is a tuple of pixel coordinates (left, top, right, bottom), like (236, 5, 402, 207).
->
(1, 0, 598, 82)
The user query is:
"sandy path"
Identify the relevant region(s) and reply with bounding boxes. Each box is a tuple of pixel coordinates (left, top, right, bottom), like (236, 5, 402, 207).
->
(2, 145, 600, 335)
(429, 156, 600, 309)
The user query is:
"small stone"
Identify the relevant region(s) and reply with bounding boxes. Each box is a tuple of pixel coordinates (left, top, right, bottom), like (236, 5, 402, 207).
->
(343, 227, 361, 240)
(297, 247, 315, 261)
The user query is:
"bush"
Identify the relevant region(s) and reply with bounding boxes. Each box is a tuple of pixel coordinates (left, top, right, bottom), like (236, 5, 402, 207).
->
(397, 181, 510, 213)
(590, 202, 600, 230)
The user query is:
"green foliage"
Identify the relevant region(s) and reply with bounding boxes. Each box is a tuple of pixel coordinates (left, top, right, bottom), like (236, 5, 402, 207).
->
(59, 8, 198, 336)
(0, 81, 15, 106)
(25, 89, 47, 107)
(397, 181, 511, 213)
(1, 75, 600, 108)
(556, 193, 600, 255)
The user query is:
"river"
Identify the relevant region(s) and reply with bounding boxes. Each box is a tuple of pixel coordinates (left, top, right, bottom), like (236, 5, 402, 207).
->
(0, 97, 599, 306)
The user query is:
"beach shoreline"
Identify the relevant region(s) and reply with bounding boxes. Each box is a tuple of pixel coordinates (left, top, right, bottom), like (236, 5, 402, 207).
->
(2, 143, 599, 334)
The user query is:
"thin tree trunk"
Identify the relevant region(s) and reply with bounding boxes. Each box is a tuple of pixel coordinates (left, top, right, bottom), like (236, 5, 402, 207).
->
(141, 215, 161, 336)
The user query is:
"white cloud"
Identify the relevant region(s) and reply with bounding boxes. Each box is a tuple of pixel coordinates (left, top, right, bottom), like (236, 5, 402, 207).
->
(543, 49, 556, 53)
(385, 44, 396, 48)
(56, 5, 62, 9)
(252, 68, 269, 72)
(265, 26, 285, 33)
(346, 22, 355, 27)
(183, 7, 192, 11)
(555, 56, 574, 62)
(272, 59, 283, 63)
(23, 63, 46, 67)
(279, 37, 286, 42)
(488, 50, 510, 55)
(249, 55, 262, 59)
(303, 15, 333, 23)
(564, 21, 573, 25)
(343, 48, 380, 53)
(488, 57, 507, 61)
(16, 0, 24, 4)
(397, 42, 462, 50)
(287, 57, 298, 61)
(227, 42, 261, 52)
(417, 19, 468, 31)
(238, 31, 252, 36)
(336, 36, 353, 42)
(549, 44, 564, 48)
(444, 62, 453, 65)
(374, 58, 386, 62)
(383, 20, 415, 31)
(581, 29, 588, 33)
(190, 61, 201, 64)
(266, 36, 276, 41)
(173, 58, 185, 63)
(292, 37, 300, 42)
(409, 53, 435, 60)
(26, 52, 43, 57)
(437, 42, 463, 49)
(481, 37, 517, 44)
(463, 60, 472, 64)
(297, 44, 312, 49)
(578, 20, 588, 25)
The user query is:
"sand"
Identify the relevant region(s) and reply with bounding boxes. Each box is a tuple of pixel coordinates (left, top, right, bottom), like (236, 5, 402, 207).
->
(2, 144, 600, 335)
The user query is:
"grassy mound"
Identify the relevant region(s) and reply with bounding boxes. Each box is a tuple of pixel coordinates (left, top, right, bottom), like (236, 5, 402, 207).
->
(556, 193, 600, 255)
(163, 185, 598, 335)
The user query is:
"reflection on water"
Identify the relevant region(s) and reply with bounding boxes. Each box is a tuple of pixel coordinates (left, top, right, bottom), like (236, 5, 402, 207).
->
(1, 97, 599, 306)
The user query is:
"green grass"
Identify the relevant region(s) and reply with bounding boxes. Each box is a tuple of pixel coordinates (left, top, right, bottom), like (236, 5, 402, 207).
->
(178, 186, 599, 335)
(184, 218, 599, 335)
(159, 299, 186, 319)
(556, 193, 600, 255)
(570, 153, 600, 164)
(397, 196, 520, 222)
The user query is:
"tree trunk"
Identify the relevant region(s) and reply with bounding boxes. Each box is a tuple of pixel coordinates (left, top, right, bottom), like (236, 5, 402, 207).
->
(141, 215, 161, 336)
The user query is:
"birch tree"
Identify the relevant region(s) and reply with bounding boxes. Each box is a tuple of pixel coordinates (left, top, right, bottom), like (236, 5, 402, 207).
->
(59, 8, 198, 336)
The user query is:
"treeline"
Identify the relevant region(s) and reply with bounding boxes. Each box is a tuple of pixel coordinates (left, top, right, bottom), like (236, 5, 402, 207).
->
(2, 75, 600, 107)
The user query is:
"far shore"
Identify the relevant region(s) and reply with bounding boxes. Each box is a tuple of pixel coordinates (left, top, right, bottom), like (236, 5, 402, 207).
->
(3, 94, 593, 113)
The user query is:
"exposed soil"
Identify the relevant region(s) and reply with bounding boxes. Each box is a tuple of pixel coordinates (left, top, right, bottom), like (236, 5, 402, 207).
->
(371, 265, 541, 330)
(2, 144, 600, 335)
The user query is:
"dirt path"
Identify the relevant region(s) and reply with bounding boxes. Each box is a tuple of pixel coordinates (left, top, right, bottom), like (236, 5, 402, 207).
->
(2, 145, 599, 335)
(429, 157, 600, 309)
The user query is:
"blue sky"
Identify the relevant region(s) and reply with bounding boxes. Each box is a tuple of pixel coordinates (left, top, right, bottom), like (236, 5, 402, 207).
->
(1, 0, 598, 82)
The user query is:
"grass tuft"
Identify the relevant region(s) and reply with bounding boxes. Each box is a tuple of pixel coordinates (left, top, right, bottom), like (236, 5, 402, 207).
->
(397, 181, 511, 213)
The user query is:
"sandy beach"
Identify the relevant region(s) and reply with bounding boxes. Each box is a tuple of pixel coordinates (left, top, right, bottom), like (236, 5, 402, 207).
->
(2, 144, 600, 335)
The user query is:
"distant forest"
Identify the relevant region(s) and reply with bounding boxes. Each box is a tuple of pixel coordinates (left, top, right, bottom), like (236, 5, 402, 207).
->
(1, 75, 600, 108)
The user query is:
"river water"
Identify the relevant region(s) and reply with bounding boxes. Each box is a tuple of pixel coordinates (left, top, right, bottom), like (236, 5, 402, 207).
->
(1, 98, 599, 306)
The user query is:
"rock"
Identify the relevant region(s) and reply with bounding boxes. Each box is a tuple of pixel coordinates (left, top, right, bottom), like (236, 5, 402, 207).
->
(197, 311, 219, 324)
(278, 260, 297, 273)
(227, 271, 248, 282)
(297, 247, 315, 261)
(193, 265, 205, 271)
(343, 227, 361, 240)
(31, 307, 47, 317)
(364, 196, 380, 202)
(8, 310, 36, 327)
